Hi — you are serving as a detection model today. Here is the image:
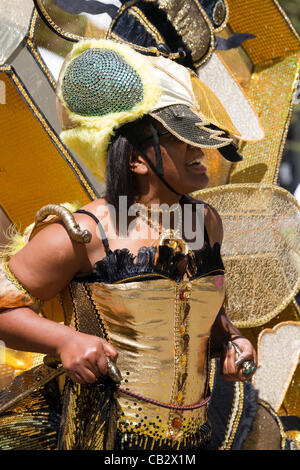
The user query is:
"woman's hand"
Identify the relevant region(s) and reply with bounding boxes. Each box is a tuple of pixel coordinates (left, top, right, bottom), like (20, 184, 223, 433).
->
(210, 306, 257, 382)
(57, 330, 118, 384)
(220, 336, 257, 382)
(0, 306, 118, 385)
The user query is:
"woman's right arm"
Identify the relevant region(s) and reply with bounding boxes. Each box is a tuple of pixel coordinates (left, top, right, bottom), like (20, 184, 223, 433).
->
(0, 218, 117, 384)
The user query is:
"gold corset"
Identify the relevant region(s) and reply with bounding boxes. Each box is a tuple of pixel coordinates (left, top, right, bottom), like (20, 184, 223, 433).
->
(64, 271, 225, 443)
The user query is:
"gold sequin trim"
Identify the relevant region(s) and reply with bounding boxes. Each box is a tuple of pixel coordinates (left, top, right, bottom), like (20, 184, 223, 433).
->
(258, 398, 287, 450)
(128, 6, 166, 45)
(106, 1, 140, 41)
(208, 358, 217, 391)
(273, 66, 300, 184)
(26, 38, 56, 90)
(114, 273, 170, 284)
(114, 269, 225, 285)
(0, 66, 11, 72)
(28, 8, 38, 41)
(108, 32, 182, 60)
(230, 54, 300, 185)
(158, 0, 215, 68)
(213, 0, 229, 33)
(33, 1, 84, 42)
(150, 111, 232, 149)
(219, 381, 244, 450)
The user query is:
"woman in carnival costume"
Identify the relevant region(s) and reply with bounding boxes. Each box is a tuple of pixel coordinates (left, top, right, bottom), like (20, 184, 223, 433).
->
(0, 36, 260, 450)
(0, 0, 299, 451)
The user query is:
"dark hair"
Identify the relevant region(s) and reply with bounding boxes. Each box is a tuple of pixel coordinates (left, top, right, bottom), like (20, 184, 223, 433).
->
(105, 116, 153, 211)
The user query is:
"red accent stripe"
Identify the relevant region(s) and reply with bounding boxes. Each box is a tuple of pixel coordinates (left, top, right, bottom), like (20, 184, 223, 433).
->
(119, 387, 210, 410)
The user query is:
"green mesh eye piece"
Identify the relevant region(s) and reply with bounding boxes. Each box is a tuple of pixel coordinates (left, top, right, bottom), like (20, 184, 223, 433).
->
(61, 48, 144, 116)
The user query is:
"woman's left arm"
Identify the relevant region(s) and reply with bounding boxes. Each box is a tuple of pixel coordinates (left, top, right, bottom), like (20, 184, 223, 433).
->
(205, 203, 257, 382)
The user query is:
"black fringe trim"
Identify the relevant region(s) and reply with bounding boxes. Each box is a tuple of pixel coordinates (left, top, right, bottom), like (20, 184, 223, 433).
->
(78, 241, 224, 284)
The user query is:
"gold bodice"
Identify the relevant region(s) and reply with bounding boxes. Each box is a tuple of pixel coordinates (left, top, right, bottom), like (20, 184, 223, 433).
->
(64, 271, 225, 442)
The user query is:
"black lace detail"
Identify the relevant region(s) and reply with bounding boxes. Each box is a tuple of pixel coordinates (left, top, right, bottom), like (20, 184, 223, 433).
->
(77, 240, 224, 284)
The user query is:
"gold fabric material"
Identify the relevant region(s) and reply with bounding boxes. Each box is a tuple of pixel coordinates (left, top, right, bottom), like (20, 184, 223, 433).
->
(1, 348, 44, 379)
(0, 363, 63, 415)
(34, 0, 112, 43)
(0, 260, 40, 312)
(148, 54, 241, 138)
(226, 0, 300, 65)
(230, 53, 300, 184)
(197, 52, 264, 142)
(42, 296, 65, 323)
(0, 386, 60, 450)
(212, 0, 228, 30)
(194, 184, 300, 327)
(0, 208, 12, 246)
(242, 401, 282, 450)
(286, 431, 300, 447)
(53, 282, 122, 450)
(0, 366, 15, 392)
(157, 0, 214, 66)
(190, 74, 240, 137)
(0, 258, 48, 391)
(217, 27, 253, 91)
(58, 380, 120, 450)
(33, 0, 90, 42)
(85, 273, 225, 442)
(253, 322, 300, 412)
(49, 282, 120, 450)
(32, 11, 74, 83)
(0, 69, 94, 231)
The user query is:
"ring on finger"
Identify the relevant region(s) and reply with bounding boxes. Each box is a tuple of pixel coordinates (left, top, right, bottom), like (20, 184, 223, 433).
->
(106, 355, 122, 383)
(241, 359, 256, 375)
(231, 342, 257, 376)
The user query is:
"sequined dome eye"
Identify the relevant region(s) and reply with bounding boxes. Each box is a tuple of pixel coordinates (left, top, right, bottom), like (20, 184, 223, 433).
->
(212, 0, 227, 28)
(61, 48, 144, 116)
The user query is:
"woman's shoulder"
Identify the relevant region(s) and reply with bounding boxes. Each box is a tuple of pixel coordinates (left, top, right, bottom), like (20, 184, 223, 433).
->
(76, 197, 108, 214)
(73, 198, 108, 231)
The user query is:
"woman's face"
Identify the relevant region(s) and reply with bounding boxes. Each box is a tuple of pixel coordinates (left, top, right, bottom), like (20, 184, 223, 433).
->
(145, 129, 210, 195)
